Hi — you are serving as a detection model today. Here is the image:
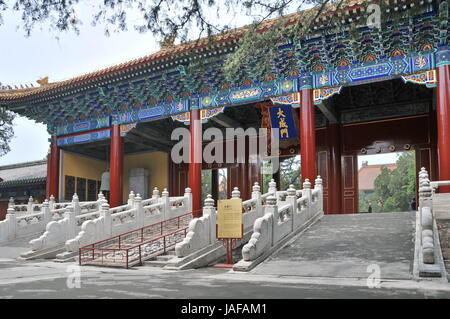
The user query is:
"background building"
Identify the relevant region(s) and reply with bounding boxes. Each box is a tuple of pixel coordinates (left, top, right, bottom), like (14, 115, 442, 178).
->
(0, 160, 47, 219)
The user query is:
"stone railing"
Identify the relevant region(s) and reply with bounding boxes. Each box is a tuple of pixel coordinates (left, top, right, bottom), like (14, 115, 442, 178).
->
(6, 194, 79, 216)
(0, 193, 104, 244)
(23, 189, 166, 257)
(241, 177, 323, 264)
(8, 195, 50, 215)
(169, 178, 323, 270)
(414, 168, 447, 279)
(418, 168, 435, 264)
(175, 183, 265, 259)
(175, 194, 217, 258)
(27, 194, 107, 254)
(63, 188, 192, 258)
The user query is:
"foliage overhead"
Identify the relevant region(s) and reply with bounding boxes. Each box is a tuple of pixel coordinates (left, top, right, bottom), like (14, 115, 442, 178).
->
(0, 106, 15, 157)
(0, 0, 425, 83)
(0, 0, 374, 81)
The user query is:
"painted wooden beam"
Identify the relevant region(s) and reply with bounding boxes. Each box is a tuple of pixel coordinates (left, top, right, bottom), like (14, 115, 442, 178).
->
(316, 99, 339, 124)
(210, 113, 241, 128)
(134, 127, 174, 147)
(125, 132, 171, 153)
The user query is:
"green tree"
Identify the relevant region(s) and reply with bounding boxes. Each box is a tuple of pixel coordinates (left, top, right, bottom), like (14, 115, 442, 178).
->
(201, 169, 212, 204)
(361, 152, 416, 213)
(280, 156, 301, 191)
(0, 106, 14, 157)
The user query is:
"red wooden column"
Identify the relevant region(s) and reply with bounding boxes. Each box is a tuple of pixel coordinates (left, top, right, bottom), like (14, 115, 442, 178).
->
(47, 136, 60, 199)
(327, 124, 342, 214)
(189, 109, 202, 217)
(299, 88, 316, 185)
(436, 48, 450, 192)
(110, 124, 124, 207)
(436, 61, 450, 192)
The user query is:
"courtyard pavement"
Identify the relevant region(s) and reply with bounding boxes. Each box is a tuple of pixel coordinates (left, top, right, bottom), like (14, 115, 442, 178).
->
(0, 212, 449, 299)
(253, 212, 416, 280)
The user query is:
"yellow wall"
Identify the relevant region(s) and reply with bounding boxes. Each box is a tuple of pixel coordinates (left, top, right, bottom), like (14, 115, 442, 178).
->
(61, 151, 107, 200)
(123, 151, 169, 203)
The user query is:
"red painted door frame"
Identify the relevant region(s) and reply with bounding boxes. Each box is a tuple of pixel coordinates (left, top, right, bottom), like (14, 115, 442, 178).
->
(327, 124, 343, 214)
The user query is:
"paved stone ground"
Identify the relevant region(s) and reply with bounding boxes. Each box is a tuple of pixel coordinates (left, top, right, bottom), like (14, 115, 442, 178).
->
(0, 234, 39, 259)
(0, 259, 449, 298)
(0, 212, 449, 298)
(253, 212, 416, 280)
(437, 219, 450, 275)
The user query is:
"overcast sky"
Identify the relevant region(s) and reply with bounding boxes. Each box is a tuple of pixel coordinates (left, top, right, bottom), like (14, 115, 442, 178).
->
(0, 2, 398, 167)
(0, 2, 269, 165)
(0, 3, 166, 165)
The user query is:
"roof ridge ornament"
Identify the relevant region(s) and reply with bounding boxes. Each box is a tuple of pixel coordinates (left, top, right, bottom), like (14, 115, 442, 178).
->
(36, 77, 49, 86)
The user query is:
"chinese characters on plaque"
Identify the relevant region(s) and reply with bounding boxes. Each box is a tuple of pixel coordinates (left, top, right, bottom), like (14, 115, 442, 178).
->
(217, 199, 243, 239)
(268, 104, 297, 140)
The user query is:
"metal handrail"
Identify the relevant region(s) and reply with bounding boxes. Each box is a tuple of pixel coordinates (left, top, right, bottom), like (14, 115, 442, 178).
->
(79, 209, 202, 268)
(89, 210, 195, 247)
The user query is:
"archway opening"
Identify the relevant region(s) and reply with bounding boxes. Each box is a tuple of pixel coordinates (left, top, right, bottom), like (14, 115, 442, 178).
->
(358, 151, 416, 213)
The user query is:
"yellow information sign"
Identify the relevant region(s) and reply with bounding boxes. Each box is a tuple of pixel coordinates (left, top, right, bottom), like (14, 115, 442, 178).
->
(217, 199, 243, 239)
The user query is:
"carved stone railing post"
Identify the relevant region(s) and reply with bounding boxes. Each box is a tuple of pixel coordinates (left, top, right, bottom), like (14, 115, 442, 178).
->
(302, 179, 312, 218)
(8, 197, 14, 208)
(232, 187, 241, 200)
(152, 187, 160, 200)
(64, 203, 77, 240)
(27, 196, 34, 214)
(97, 192, 105, 210)
(42, 200, 51, 224)
(268, 179, 277, 195)
(204, 194, 216, 244)
(421, 206, 435, 264)
(315, 176, 324, 214)
(133, 193, 144, 228)
(72, 194, 81, 216)
(265, 195, 277, 246)
(6, 206, 16, 240)
(252, 182, 262, 218)
(162, 188, 170, 220)
(418, 168, 432, 209)
(184, 187, 193, 213)
(418, 168, 435, 264)
(49, 195, 55, 211)
(100, 202, 112, 239)
(127, 191, 135, 207)
(286, 185, 297, 231)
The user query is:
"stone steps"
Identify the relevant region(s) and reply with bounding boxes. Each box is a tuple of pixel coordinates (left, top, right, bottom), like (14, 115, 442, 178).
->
(444, 261, 450, 280)
(143, 249, 177, 267)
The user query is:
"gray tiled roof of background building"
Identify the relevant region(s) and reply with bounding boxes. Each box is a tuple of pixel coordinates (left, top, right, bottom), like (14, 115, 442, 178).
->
(0, 160, 47, 186)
